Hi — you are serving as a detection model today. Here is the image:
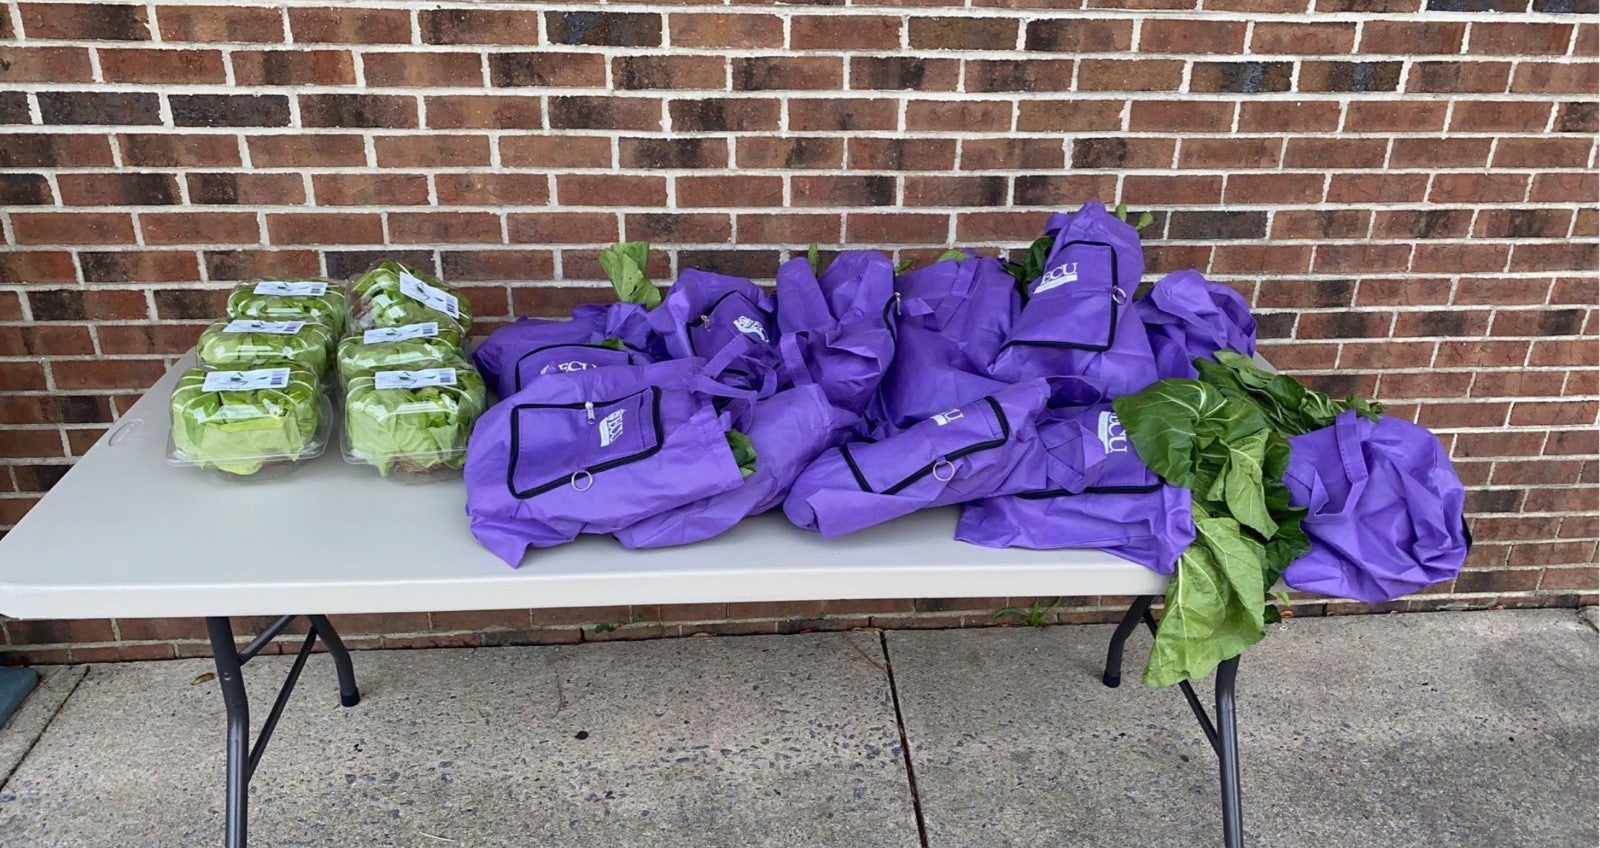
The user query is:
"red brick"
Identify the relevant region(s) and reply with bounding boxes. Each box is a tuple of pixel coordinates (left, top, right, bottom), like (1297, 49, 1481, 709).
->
(789, 99, 896, 132)
(313, 174, 430, 207)
(555, 175, 668, 207)
(1449, 100, 1553, 133)
(19, 3, 149, 40)
(12, 213, 135, 245)
(961, 59, 1065, 92)
(670, 14, 783, 49)
(792, 175, 897, 207)
(141, 211, 258, 245)
(1326, 173, 1428, 204)
(1076, 59, 1184, 92)
(1531, 172, 1598, 203)
(267, 213, 383, 245)
(158, 5, 283, 43)
(247, 134, 367, 168)
(1179, 137, 1282, 170)
(1493, 137, 1595, 170)
(1024, 19, 1133, 52)
(0, 47, 95, 82)
(1344, 101, 1446, 132)
(389, 212, 502, 244)
(1129, 101, 1232, 132)
(907, 17, 1019, 51)
(1121, 175, 1223, 205)
(623, 212, 730, 243)
(736, 137, 844, 170)
(491, 53, 607, 88)
(96, 323, 207, 355)
(1474, 209, 1576, 240)
(1509, 242, 1600, 273)
(1413, 242, 1509, 274)
(1407, 61, 1513, 94)
(508, 213, 620, 244)
(1469, 22, 1576, 56)
(614, 56, 723, 91)
(1138, 19, 1245, 53)
(676, 175, 783, 208)
(1360, 21, 1465, 54)
(441, 250, 555, 282)
(903, 175, 1008, 207)
(791, 15, 902, 50)
(906, 100, 1012, 131)
(374, 135, 492, 168)
(0, 251, 76, 284)
(1511, 62, 1599, 95)
(1390, 137, 1491, 169)
(1429, 172, 1529, 204)
(1372, 209, 1471, 240)
(846, 212, 949, 244)
(234, 49, 356, 86)
(426, 95, 544, 130)
(419, 9, 544, 45)
(187, 172, 304, 206)
(52, 358, 167, 390)
(289, 8, 412, 44)
(1224, 172, 1323, 204)
(435, 173, 549, 207)
(735, 212, 842, 244)
(79, 250, 201, 282)
(1017, 99, 1124, 132)
(1237, 100, 1342, 133)
(500, 135, 614, 169)
(1211, 244, 1312, 275)
(1252, 22, 1356, 54)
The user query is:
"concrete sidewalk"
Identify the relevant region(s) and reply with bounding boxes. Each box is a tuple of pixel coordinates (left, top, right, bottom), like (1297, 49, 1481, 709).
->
(0, 609, 1593, 847)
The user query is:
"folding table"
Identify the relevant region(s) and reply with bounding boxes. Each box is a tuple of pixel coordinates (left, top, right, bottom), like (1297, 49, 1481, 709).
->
(0, 355, 1247, 847)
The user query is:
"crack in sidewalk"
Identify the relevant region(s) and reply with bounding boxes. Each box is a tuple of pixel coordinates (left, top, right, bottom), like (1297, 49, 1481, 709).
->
(0, 664, 90, 791)
(879, 631, 931, 848)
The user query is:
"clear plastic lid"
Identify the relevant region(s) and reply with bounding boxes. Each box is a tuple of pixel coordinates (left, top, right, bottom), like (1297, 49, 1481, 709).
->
(167, 365, 331, 480)
(334, 321, 465, 390)
(196, 319, 337, 375)
(347, 261, 472, 336)
(226, 279, 348, 336)
(342, 361, 486, 479)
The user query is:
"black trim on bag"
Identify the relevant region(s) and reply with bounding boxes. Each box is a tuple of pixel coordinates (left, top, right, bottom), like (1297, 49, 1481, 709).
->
(1014, 482, 1164, 500)
(842, 396, 1011, 496)
(507, 387, 664, 499)
(998, 239, 1121, 354)
(512, 342, 640, 392)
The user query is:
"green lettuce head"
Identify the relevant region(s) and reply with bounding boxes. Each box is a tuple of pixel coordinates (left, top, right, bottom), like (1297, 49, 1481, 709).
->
(169, 365, 323, 476)
(348, 261, 472, 335)
(344, 362, 486, 476)
(197, 320, 336, 374)
(226, 280, 347, 335)
(335, 324, 465, 389)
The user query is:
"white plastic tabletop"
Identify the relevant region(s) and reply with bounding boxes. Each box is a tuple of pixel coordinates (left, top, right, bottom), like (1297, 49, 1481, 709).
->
(0, 355, 1166, 621)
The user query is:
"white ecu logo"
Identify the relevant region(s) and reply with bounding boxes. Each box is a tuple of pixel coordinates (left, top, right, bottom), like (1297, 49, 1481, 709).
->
(733, 315, 769, 343)
(931, 409, 964, 426)
(1032, 261, 1080, 294)
(541, 360, 597, 375)
(1098, 411, 1129, 454)
(598, 409, 626, 447)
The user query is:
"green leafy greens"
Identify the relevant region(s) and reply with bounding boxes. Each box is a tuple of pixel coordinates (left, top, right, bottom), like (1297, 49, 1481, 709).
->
(169, 365, 322, 476)
(196, 320, 336, 375)
(349, 261, 472, 334)
(1112, 353, 1383, 688)
(725, 430, 757, 479)
(344, 363, 487, 476)
(226, 281, 347, 336)
(335, 326, 465, 389)
(601, 242, 659, 308)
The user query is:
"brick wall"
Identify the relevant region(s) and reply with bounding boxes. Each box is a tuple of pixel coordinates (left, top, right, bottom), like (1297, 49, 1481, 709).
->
(1, 0, 1596, 663)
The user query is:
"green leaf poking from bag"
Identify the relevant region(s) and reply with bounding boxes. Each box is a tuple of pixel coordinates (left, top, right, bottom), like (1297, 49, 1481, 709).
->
(726, 430, 757, 479)
(1115, 356, 1379, 688)
(601, 242, 659, 308)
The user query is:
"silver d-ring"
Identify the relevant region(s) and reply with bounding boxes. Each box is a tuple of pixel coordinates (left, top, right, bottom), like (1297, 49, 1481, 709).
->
(571, 470, 594, 492)
(1111, 286, 1128, 305)
(932, 458, 956, 482)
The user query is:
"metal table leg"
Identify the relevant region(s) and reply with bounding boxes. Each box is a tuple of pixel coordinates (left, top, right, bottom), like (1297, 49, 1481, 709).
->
(203, 615, 362, 848)
(1103, 598, 1248, 848)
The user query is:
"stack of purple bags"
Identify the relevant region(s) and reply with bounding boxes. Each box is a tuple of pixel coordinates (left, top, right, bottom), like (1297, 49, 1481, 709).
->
(462, 202, 1469, 605)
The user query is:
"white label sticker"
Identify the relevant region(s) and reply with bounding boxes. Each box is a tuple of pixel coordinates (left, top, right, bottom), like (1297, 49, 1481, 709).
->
(362, 322, 439, 344)
(224, 319, 305, 335)
(202, 368, 291, 392)
(541, 360, 597, 375)
(398, 271, 461, 319)
(932, 408, 964, 426)
(598, 409, 626, 447)
(1098, 411, 1129, 454)
(373, 368, 458, 390)
(253, 281, 328, 297)
(733, 315, 770, 343)
(1032, 261, 1080, 295)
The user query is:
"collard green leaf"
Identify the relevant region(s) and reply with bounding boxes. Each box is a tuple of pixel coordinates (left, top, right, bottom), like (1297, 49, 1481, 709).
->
(1142, 505, 1268, 688)
(601, 242, 659, 308)
(1217, 429, 1276, 538)
(935, 248, 971, 263)
(726, 429, 757, 479)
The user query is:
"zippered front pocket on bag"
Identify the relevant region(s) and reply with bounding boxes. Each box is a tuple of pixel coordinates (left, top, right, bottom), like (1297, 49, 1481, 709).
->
(511, 343, 642, 393)
(689, 290, 774, 357)
(841, 396, 1010, 495)
(1001, 240, 1123, 353)
(507, 387, 663, 498)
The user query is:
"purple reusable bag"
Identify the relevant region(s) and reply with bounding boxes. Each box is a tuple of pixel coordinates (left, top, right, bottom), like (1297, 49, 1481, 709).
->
(990, 203, 1159, 399)
(472, 302, 658, 398)
(613, 383, 860, 548)
(1281, 411, 1470, 602)
(648, 269, 781, 395)
(783, 379, 1054, 538)
(463, 359, 747, 567)
(1136, 270, 1257, 380)
(775, 250, 897, 415)
(957, 406, 1194, 574)
(873, 254, 1019, 434)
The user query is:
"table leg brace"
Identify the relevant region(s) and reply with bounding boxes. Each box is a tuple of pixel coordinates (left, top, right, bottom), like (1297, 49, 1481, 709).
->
(204, 615, 363, 848)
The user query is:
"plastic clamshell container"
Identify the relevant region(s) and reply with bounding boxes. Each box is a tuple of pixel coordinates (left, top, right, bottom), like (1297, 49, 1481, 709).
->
(346, 261, 472, 336)
(226, 279, 348, 336)
(166, 364, 331, 481)
(334, 322, 465, 390)
(342, 361, 486, 482)
(195, 319, 337, 375)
